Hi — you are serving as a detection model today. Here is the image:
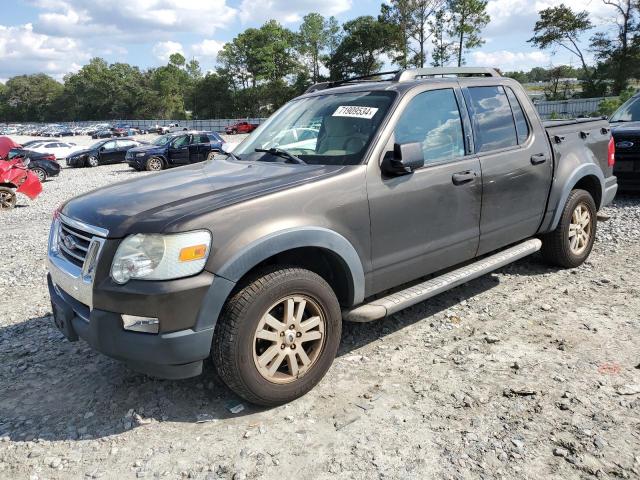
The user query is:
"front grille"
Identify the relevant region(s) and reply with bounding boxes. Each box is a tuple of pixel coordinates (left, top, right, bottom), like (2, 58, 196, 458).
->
(57, 220, 93, 267)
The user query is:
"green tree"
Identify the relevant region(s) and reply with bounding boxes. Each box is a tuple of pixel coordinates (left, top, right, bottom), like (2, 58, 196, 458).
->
(2, 74, 63, 122)
(448, 0, 490, 66)
(329, 16, 399, 79)
(297, 13, 329, 83)
(528, 4, 596, 94)
(430, 8, 455, 66)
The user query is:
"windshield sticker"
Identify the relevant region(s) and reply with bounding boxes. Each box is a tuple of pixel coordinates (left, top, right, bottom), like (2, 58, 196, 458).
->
(333, 106, 379, 119)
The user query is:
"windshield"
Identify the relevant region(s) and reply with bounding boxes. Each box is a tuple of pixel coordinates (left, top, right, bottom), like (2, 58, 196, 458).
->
(234, 91, 397, 166)
(153, 135, 173, 146)
(610, 95, 640, 122)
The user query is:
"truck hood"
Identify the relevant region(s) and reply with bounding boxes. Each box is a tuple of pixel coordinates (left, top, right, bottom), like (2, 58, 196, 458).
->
(611, 122, 640, 135)
(62, 159, 345, 237)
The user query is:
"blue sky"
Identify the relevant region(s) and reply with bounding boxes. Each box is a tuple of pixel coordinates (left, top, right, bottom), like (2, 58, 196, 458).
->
(0, 0, 617, 82)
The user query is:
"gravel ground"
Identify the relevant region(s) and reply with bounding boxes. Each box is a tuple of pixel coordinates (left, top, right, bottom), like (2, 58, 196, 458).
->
(0, 143, 639, 480)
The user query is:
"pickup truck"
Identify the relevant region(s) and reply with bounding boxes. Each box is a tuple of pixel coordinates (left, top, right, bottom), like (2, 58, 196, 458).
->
(609, 92, 640, 191)
(125, 131, 225, 171)
(47, 68, 617, 406)
(225, 121, 259, 135)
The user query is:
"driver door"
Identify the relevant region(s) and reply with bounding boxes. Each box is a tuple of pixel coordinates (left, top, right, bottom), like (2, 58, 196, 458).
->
(99, 141, 118, 164)
(168, 135, 190, 165)
(367, 86, 482, 294)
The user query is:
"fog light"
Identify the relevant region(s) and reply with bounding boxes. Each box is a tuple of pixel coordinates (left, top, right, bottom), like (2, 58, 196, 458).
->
(122, 315, 159, 333)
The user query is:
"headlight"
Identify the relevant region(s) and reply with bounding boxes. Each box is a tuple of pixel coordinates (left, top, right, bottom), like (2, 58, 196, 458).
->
(111, 231, 211, 284)
(135, 152, 146, 157)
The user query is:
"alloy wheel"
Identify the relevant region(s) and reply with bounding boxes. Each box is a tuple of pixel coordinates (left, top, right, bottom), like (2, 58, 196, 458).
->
(252, 295, 326, 384)
(0, 188, 17, 210)
(568, 203, 592, 255)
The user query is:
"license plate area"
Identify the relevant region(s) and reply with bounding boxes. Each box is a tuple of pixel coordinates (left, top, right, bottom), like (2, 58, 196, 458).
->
(616, 161, 635, 172)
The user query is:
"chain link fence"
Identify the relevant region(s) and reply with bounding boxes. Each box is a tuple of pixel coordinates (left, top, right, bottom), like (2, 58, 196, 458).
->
(533, 97, 614, 120)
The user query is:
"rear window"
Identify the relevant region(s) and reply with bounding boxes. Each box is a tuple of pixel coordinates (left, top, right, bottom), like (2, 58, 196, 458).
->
(467, 86, 518, 152)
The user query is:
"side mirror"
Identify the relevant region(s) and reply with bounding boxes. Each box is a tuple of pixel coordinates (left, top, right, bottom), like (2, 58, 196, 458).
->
(382, 142, 425, 175)
(100, 146, 105, 151)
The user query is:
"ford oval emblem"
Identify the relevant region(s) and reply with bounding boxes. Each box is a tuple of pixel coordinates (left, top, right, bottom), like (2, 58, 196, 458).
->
(616, 140, 634, 149)
(62, 233, 77, 251)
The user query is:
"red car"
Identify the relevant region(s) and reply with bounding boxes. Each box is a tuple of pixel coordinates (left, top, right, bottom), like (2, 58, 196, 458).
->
(225, 121, 259, 135)
(0, 158, 43, 209)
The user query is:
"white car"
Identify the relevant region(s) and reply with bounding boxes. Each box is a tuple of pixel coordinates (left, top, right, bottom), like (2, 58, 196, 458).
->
(30, 141, 78, 160)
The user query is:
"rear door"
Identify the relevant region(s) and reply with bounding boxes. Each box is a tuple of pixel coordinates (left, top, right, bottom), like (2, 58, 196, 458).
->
(189, 133, 210, 163)
(368, 85, 482, 293)
(462, 82, 553, 255)
(99, 140, 119, 164)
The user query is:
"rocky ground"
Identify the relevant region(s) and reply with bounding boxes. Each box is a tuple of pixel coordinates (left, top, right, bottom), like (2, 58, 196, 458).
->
(0, 150, 639, 479)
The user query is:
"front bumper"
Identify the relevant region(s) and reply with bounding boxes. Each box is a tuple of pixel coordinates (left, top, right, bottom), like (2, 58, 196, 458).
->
(48, 275, 213, 379)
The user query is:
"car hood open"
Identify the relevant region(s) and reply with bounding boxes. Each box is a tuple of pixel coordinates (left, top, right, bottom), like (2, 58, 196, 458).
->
(62, 158, 346, 237)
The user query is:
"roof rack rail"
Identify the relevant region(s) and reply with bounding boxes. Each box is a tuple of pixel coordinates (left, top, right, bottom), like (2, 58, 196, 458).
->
(394, 67, 500, 82)
(304, 70, 400, 94)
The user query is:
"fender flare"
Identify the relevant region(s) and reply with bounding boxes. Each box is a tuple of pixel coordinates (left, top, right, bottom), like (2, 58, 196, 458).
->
(550, 163, 605, 231)
(194, 227, 366, 332)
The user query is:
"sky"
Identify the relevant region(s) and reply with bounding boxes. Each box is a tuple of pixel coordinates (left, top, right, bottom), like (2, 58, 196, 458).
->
(0, 0, 621, 83)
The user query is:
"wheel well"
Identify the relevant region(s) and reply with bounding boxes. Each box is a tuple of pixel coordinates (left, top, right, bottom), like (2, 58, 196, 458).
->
(573, 175, 602, 209)
(235, 247, 354, 306)
(0, 182, 17, 189)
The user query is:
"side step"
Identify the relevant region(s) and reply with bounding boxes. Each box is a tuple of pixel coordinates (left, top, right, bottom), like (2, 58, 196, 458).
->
(343, 238, 542, 323)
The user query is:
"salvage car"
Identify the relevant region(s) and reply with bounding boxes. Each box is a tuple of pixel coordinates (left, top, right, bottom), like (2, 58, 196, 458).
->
(609, 92, 640, 191)
(7, 148, 61, 182)
(0, 158, 42, 210)
(225, 121, 259, 135)
(66, 139, 146, 168)
(125, 131, 223, 171)
(47, 68, 617, 406)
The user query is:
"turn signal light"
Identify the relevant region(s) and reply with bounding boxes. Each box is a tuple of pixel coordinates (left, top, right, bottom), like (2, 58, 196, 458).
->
(179, 244, 208, 262)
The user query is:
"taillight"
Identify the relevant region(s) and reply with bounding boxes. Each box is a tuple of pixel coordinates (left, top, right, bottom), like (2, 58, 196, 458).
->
(608, 136, 615, 167)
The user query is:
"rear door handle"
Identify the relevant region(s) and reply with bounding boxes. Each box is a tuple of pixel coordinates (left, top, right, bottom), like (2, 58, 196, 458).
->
(452, 171, 477, 185)
(530, 153, 548, 165)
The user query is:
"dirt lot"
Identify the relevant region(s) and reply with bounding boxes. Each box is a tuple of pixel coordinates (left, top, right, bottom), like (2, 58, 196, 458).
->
(0, 145, 639, 480)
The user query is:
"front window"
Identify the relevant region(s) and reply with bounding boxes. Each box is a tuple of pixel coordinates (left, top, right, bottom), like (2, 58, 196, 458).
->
(610, 96, 640, 122)
(234, 91, 397, 166)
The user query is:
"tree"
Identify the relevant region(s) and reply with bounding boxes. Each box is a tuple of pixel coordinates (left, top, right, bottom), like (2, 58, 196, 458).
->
(590, 0, 639, 94)
(528, 5, 596, 94)
(1, 74, 63, 122)
(329, 16, 399, 79)
(448, 0, 490, 66)
(298, 13, 329, 83)
(430, 8, 455, 66)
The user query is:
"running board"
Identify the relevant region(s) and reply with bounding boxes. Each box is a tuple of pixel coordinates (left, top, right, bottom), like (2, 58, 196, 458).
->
(343, 238, 542, 323)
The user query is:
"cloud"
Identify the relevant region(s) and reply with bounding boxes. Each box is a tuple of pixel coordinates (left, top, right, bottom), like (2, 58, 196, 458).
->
(0, 23, 87, 79)
(471, 50, 551, 71)
(152, 41, 184, 63)
(238, 0, 351, 24)
(191, 39, 225, 60)
(32, 0, 238, 38)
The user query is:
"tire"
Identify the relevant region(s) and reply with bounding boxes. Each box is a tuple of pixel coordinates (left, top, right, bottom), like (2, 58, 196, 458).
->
(32, 167, 47, 182)
(0, 187, 17, 210)
(212, 267, 342, 406)
(541, 189, 597, 268)
(145, 157, 164, 171)
(86, 156, 99, 168)
(207, 151, 217, 161)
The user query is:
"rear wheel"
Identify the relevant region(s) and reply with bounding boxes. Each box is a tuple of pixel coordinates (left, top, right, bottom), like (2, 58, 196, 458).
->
(541, 189, 597, 268)
(212, 267, 342, 406)
(32, 167, 47, 182)
(0, 187, 17, 210)
(146, 157, 164, 171)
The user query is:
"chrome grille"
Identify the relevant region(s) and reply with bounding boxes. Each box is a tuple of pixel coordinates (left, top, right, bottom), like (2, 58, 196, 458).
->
(57, 220, 93, 267)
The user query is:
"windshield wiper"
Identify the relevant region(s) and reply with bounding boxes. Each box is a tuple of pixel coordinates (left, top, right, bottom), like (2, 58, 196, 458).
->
(222, 150, 241, 161)
(255, 148, 307, 165)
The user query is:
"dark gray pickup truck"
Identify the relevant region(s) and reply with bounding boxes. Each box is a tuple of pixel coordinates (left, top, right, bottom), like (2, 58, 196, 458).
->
(47, 68, 617, 406)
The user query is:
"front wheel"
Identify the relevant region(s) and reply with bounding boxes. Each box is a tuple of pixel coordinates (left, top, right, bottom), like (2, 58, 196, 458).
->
(146, 157, 164, 171)
(0, 187, 17, 210)
(213, 267, 342, 406)
(541, 189, 597, 268)
(86, 156, 99, 168)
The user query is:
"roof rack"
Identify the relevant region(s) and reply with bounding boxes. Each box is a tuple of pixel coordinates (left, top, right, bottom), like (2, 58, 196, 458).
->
(304, 70, 400, 94)
(303, 67, 500, 94)
(394, 67, 500, 81)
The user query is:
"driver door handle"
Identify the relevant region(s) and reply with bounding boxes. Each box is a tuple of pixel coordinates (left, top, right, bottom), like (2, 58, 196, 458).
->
(530, 153, 548, 165)
(452, 171, 477, 185)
